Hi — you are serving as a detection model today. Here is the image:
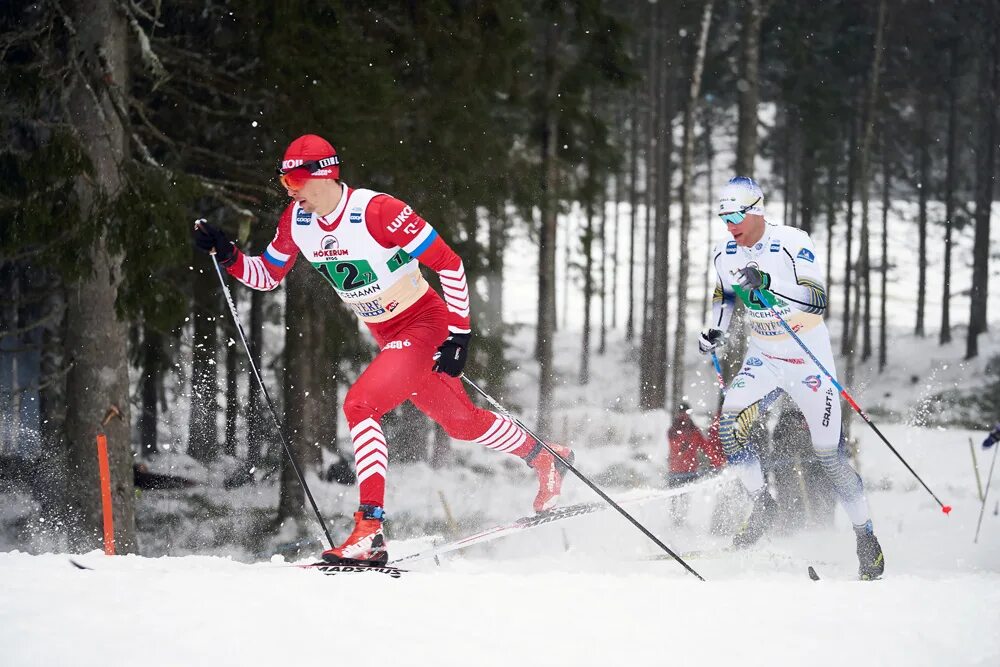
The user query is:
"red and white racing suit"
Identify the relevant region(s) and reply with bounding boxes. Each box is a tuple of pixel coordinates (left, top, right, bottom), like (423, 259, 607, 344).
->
(226, 183, 535, 508)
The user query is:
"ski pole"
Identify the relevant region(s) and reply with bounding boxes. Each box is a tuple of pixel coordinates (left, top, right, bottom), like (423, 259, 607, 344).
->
(461, 376, 705, 581)
(752, 287, 951, 514)
(969, 437, 985, 502)
(974, 442, 999, 543)
(710, 351, 725, 390)
(198, 220, 336, 548)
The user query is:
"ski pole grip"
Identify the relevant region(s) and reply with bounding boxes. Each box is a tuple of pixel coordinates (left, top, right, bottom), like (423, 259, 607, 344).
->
(95, 434, 115, 555)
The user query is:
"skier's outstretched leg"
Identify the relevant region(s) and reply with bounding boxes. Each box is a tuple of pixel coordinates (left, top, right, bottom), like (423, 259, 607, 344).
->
(411, 370, 574, 513)
(786, 367, 884, 580)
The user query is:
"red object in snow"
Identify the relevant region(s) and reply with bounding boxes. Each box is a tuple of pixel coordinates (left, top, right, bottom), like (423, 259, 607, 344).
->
(667, 412, 726, 474)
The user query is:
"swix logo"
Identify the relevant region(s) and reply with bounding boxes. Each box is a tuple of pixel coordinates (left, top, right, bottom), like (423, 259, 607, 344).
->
(386, 206, 414, 233)
(381, 339, 412, 351)
(313, 235, 349, 258)
(803, 374, 822, 393)
(822, 388, 834, 427)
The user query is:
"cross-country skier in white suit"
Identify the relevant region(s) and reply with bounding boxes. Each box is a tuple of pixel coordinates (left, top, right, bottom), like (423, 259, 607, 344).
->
(698, 176, 885, 580)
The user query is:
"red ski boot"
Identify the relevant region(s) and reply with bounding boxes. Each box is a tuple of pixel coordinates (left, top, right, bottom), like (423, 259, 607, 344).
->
(524, 442, 574, 513)
(322, 505, 388, 565)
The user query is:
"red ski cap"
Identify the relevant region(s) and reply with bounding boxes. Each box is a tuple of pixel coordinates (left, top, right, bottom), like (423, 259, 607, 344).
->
(279, 134, 340, 180)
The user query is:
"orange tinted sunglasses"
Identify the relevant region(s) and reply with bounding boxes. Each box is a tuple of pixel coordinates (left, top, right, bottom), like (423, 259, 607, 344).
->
(276, 156, 339, 191)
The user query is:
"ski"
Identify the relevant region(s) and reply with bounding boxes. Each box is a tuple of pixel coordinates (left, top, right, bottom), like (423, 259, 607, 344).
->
(69, 559, 93, 570)
(297, 561, 407, 579)
(390, 473, 730, 566)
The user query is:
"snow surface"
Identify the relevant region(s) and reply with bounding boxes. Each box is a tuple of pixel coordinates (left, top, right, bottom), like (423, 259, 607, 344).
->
(3, 425, 1000, 666)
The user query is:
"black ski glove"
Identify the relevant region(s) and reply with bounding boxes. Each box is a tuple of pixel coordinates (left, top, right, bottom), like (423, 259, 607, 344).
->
(433, 332, 470, 377)
(737, 265, 770, 292)
(192, 219, 236, 267)
(698, 328, 725, 355)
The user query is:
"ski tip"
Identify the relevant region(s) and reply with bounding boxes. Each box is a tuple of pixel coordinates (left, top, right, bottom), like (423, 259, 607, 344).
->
(807, 566, 820, 581)
(69, 558, 92, 571)
(941, 505, 952, 515)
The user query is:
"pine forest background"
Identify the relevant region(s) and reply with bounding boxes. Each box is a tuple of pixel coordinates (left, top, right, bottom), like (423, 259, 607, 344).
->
(1, 0, 998, 556)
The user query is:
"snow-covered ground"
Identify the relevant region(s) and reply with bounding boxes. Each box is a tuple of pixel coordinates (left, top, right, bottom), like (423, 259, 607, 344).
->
(2, 423, 999, 666)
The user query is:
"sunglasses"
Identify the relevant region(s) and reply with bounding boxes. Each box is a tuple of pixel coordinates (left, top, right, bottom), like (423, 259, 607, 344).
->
(718, 196, 761, 225)
(277, 156, 339, 190)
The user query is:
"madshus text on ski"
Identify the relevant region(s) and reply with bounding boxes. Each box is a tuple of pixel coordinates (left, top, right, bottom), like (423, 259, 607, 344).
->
(193, 137, 933, 581)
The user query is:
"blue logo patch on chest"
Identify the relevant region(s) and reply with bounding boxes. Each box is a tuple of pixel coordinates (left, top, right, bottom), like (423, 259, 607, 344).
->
(349, 208, 363, 224)
(295, 209, 312, 226)
(796, 247, 815, 262)
(770, 241, 781, 252)
(725, 240, 737, 255)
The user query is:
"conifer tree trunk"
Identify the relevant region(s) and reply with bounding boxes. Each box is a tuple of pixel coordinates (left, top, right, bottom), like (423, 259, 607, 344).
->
(247, 288, 265, 468)
(735, 0, 763, 176)
(63, 0, 136, 554)
(485, 202, 507, 397)
(188, 255, 220, 462)
(702, 108, 715, 324)
(841, 117, 858, 356)
(724, 0, 763, 387)
(915, 97, 930, 338)
(879, 136, 890, 372)
(223, 290, 240, 458)
(626, 91, 640, 343)
(536, 17, 562, 432)
(825, 160, 837, 310)
(941, 42, 959, 346)
(611, 172, 621, 331)
(672, 0, 715, 407)
(598, 186, 608, 355)
(844, 0, 887, 436)
(139, 327, 161, 457)
(967, 0, 998, 360)
(580, 181, 595, 384)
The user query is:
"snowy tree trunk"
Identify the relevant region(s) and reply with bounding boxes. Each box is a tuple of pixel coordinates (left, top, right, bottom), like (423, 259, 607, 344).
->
(735, 0, 763, 176)
(879, 136, 890, 373)
(580, 184, 594, 385)
(671, 0, 715, 408)
(967, 0, 998, 360)
(139, 327, 161, 457)
(63, 0, 136, 553)
(626, 92, 640, 343)
(536, 17, 561, 432)
(940, 43, 958, 346)
(188, 254, 220, 462)
(915, 97, 930, 338)
(843, 0, 887, 435)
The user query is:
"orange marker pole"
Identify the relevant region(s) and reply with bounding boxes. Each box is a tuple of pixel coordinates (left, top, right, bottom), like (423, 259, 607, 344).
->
(95, 434, 115, 555)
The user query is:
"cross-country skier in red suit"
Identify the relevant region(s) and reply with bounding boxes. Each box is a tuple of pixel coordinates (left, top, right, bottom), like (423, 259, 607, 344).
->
(193, 135, 574, 565)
